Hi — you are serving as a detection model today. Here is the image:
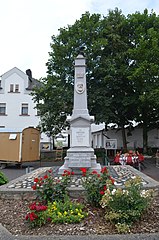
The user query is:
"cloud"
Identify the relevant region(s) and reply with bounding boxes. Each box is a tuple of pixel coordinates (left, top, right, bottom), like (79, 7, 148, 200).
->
(0, 0, 158, 79)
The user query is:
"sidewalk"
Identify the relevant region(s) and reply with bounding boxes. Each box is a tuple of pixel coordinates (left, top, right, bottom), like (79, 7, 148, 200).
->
(1, 157, 159, 182)
(0, 223, 159, 240)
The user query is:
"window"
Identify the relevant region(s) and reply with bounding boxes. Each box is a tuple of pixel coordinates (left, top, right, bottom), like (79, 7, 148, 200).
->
(21, 103, 28, 115)
(0, 103, 6, 115)
(0, 80, 2, 88)
(10, 84, 14, 92)
(15, 84, 19, 92)
(9, 84, 20, 92)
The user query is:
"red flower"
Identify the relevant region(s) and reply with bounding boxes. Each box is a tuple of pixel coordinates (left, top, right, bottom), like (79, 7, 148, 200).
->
(91, 170, 98, 174)
(29, 202, 36, 210)
(32, 185, 37, 190)
(100, 190, 105, 195)
(62, 170, 71, 176)
(29, 212, 38, 221)
(80, 168, 87, 176)
(48, 169, 52, 173)
(103, 185, 107, 191)
(109, 176, 115, 184)
(101, 167, 108, 174)
(71, 171, 75, 175)
(35, 205, 47, 211)
(34, 178, 39, 183)
(43, 175, 48, 179)
(80, 168, 87, 173)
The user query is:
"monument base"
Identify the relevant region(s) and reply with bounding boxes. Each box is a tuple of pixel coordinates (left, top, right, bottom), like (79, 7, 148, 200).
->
(58, 147, 101, 175)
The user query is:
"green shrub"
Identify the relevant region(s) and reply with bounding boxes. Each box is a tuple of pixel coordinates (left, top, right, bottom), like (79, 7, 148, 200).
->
(47, 195, 88, 223)
(81, 167, 115, 207)
(25, 196, 88, 228)
(0, 171, 8, 185)
(100, 177, 153, 233)
(32, 169, 74, 203)
(25, 202, 48, 228)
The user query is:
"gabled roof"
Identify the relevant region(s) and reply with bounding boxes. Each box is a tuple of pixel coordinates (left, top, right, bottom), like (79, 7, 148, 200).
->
(1, 67, 42, 90)
(1, 67, 27, 80)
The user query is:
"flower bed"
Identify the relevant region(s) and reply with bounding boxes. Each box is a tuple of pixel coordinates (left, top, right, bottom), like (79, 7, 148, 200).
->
(23, 167, 154, 234)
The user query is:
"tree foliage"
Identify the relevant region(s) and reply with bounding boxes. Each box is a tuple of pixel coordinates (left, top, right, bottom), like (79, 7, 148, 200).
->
(32, 9, 159, 150)
(127, 9, 159, 150)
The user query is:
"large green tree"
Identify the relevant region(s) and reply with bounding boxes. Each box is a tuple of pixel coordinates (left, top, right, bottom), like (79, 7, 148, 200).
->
(32, 9, 159, 151)
(127, 9, 159, 152)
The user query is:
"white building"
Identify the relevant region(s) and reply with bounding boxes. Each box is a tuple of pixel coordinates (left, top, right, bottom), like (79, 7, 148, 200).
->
(91, 123, 159, 151)
(0, 67, 49, 147)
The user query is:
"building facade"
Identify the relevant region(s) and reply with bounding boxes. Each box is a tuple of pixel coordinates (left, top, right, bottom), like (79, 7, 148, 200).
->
(0, 67, 42, 138)
(91, 123, 159, 151)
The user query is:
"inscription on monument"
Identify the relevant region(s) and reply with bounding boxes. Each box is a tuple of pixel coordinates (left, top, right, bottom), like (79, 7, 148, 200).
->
(72, 127, 89, 147)
(76, 73, 84, 78)
(68, 153, 91, 167)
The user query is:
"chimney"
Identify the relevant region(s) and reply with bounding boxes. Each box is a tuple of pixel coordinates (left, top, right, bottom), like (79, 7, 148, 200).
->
(26, 69, 32, 79)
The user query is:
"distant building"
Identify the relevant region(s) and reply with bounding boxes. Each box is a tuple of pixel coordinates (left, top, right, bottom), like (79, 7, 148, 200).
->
(0, 67, 49, 148)
(91, 123, 159, 151)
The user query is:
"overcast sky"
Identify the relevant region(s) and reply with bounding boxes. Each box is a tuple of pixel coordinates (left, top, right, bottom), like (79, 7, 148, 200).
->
(0, 0, 159, 79)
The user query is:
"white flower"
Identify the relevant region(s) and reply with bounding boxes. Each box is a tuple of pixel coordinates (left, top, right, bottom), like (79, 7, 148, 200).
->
(111, 189, 116, 195)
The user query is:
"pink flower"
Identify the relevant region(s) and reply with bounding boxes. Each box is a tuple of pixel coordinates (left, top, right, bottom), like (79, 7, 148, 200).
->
(47, 217, 51, 222)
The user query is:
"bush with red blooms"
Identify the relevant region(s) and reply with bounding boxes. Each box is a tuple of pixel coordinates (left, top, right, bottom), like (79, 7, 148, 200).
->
(80, 167, 115, 207)
(31, 169, 74, 203)
(25, 202, 48, 228)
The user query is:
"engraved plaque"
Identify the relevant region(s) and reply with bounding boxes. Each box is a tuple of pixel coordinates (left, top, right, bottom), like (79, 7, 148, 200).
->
(68, 152, 91, 167)
(76, 73, 84, 78)
(72, 127, 89, 147)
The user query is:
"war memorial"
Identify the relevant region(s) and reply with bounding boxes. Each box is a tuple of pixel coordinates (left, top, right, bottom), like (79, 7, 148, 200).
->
(0, 51, 159, 200)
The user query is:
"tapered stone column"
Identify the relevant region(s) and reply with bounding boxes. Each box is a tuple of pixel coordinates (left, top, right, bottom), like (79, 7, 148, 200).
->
(58, 52, 101, 174)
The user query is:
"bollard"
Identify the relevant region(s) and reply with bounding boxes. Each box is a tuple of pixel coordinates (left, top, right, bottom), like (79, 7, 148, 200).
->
(26, 166, 34, 174)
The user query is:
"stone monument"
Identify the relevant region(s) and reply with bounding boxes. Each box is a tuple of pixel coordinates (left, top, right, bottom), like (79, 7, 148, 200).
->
(58, 50, 101, 174)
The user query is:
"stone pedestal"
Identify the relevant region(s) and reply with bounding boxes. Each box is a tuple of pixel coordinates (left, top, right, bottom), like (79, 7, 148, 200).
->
(58, 52, 101, 174)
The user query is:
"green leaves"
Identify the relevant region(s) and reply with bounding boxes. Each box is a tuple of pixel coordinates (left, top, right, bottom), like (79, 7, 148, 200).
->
(0, 171, 8, 185)
(32, 9, 159, 151)
(101, 177, 153, 233)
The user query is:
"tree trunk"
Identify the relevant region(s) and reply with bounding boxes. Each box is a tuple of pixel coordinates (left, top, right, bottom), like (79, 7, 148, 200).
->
(143, 123, 148, 153)
(121, 124, 127, 152)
